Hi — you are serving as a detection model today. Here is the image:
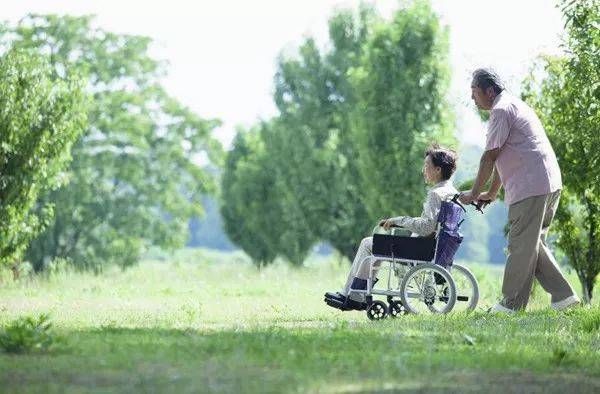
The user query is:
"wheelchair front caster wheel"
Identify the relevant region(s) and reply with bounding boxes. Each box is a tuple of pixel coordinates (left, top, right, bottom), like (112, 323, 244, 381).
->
(388, 300, 408, 317)
(366, 300, 388, 320)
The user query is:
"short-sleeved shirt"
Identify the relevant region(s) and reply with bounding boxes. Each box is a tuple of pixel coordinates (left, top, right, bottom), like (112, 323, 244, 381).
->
(485, 91, 562, 205)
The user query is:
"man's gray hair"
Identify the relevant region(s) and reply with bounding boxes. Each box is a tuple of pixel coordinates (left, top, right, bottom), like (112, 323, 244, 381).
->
(472, 68, 505, 94)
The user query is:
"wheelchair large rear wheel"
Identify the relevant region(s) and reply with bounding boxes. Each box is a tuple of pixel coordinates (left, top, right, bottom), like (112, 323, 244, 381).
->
(399, 263, 456, 314)
(448, 264, 479, 312)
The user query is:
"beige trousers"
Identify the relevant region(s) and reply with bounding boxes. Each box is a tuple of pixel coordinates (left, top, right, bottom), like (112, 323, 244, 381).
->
(501, 190, 575, 310)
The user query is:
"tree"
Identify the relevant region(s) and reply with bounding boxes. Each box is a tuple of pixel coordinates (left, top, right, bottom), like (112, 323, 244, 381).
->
(0, 49, 86, 267)
(0, 15, 222, 271)
(273, 6, 375, 260)
(522, 0, 600, 302)
(220, 123, 316, 267)
(271, 1, 454, 262)
(349, 0, 455, 222)
(221, 0, 455, 267)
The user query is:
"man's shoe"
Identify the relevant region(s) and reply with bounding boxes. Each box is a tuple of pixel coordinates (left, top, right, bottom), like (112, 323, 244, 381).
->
(551, 295, 581, 311)
(487, 303, 515, 314)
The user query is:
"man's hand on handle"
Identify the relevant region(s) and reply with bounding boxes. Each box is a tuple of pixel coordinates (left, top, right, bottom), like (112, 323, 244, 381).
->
(459, 190, 494, 212)
(458, 190, 478, 205)
(476, 191, 497, 209)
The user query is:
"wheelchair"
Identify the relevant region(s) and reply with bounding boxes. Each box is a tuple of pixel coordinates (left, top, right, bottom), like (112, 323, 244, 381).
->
(325, 194, 482, 320)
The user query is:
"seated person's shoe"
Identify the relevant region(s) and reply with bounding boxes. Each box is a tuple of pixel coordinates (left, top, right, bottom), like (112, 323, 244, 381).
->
(324, 291, 345, 301)
(323, 293, 367, 311)
(324, 297, 351, 311)
(345, 297, 367, 311)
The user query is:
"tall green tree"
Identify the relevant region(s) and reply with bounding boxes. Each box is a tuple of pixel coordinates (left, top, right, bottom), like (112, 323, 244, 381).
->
(0, 49, 86, 267)
(220, 123, 316, 267)
(1, 15, 222, 270)
(522, 0, 600, 302)
(222, 0, 455, 266)
(273, 6, 375, 260)
(350, 0, 455, 221)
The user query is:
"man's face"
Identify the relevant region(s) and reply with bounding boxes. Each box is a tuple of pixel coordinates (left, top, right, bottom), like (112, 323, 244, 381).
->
(470, 81, 494, 110)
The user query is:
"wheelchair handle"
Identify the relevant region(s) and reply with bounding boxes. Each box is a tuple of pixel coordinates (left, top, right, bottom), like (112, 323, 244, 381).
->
(472, 199, 491, 214)
(452, 193, 490, 214)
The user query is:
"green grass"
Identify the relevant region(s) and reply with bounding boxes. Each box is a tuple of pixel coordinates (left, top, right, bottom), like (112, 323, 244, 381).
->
(0, 249, 599, 393)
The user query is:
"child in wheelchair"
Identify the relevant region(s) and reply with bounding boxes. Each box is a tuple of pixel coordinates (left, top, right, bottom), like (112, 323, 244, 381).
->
(324, 144, 467, 315)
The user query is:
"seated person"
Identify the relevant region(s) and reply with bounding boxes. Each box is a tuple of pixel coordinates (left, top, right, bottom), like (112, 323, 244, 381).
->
(325, 144, 459, 310)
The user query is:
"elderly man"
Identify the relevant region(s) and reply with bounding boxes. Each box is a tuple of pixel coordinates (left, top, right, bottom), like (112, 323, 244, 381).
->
(460, 68, 579, 313)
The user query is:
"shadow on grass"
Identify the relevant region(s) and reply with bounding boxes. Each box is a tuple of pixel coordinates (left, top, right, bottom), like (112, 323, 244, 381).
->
(0, 317, 599, 393)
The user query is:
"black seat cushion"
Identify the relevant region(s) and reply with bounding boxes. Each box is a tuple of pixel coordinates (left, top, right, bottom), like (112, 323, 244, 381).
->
(372, 233, 436, 261)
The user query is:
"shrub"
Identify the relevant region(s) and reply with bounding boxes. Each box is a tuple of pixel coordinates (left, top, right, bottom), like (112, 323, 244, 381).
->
(0, 314, 55, 353)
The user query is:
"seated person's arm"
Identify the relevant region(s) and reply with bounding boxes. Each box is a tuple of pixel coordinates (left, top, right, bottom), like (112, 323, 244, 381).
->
(388, 191, 441, 236)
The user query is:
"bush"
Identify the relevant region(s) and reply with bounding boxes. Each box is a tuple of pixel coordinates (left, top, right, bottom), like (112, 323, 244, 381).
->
(0, 314, 55, 353)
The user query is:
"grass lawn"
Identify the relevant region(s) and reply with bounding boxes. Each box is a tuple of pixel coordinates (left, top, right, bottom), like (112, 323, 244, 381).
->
(0, 248, 599, 393)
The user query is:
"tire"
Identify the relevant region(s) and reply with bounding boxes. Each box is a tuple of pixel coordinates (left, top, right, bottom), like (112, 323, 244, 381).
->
(388, 300, 408, 317)
(366, 300, 388, 320)
(450, 264, 480, 312)
(399, 263, 456, 314)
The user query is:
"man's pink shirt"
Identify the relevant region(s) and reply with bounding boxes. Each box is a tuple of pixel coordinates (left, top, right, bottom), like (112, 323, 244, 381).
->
(485, 91, 562, 205)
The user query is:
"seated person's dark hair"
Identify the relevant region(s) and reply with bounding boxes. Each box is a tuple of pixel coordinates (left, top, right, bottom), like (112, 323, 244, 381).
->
(425, 144, 457, 181)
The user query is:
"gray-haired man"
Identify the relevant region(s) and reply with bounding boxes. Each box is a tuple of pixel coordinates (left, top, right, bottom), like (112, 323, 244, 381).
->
(459, 68, 579, 313)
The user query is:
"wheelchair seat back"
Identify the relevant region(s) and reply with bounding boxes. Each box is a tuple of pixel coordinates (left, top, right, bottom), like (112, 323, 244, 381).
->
(434, 197, 465, 268)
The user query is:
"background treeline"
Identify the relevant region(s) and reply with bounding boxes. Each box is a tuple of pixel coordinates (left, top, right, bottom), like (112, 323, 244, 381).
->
(0, 14, 223, 272)
(0, 1, 598, 300)
(220, 2, 456, 267)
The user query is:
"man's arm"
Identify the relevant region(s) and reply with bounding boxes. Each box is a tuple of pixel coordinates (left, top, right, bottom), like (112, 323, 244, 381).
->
(488, 166, 502, 195)
(471, 148, 501, 196)
(459, 148, 500, 204)
(460, 106, 509, 205)
(477, 166, 502, 208)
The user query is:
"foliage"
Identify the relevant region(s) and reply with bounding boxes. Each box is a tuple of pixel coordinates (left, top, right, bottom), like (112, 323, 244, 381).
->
(220, 130, 280, 266)
(220, 124, 316, 266)
(349, 0, 455, 221)
(522, 0, 600, 302)
(0, 15, 222, 271)
(0, 314, 55, 353)
(222, 1, 455, 266)
(0, 49, 86, 267)
(272, 5, 375, 260)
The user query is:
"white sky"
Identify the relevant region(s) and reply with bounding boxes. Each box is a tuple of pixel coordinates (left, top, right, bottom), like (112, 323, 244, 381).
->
(3, 0, 565, 149)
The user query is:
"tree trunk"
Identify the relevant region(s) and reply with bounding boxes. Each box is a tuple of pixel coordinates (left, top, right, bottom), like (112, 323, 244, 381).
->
(582, 277, 594, 304)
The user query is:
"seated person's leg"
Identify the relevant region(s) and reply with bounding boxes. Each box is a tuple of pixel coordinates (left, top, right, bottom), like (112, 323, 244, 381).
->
(342, 236, 373, 298)
(325, 237, 379, 309)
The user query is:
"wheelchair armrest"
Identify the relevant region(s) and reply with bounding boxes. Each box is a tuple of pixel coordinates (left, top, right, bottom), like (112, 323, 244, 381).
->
(372, 223, 411, 236)
(391, 227, 411, 236)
